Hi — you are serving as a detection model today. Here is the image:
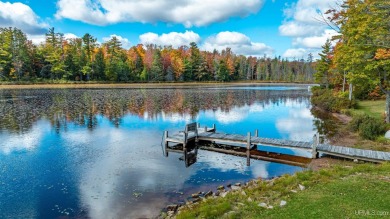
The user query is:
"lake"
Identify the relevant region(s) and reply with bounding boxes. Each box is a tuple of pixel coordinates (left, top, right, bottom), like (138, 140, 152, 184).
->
(0, 85, 319, 218)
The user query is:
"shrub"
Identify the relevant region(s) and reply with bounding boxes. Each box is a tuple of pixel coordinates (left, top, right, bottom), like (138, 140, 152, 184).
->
(359, 118, 387, 140)
(349, 113, 387, 140)
(311, 87, 355, 112)
(349, 114, 370, 132)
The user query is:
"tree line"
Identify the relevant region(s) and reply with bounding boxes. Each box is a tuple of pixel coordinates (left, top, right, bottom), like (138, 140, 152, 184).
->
(0, 27, 316, 83)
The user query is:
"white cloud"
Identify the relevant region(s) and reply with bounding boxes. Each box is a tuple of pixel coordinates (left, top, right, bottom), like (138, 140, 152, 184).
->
(27, 34, 46, 44)
(26, 32, 78, 45)
(203, 31, 274, 56)
(55, 0, 264, 27)
(280, 0, 339, 59)
(293, 29, 338, 49)
(139, 31, 200, 48)
(64, 33, 78, 39)
(282, 48, 307, 59)
(279, 22, 323, 37)
(0, 1, 48, 35)
(102, 34, 131, 49)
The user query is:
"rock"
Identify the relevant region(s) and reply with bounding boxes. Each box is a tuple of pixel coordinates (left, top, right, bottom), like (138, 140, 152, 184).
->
(247, 197, 253, 202)
(237, 202, 245, 206)
(226, 183, 232, 188)
(241, 191, 246, 196)
(192, 198, 201, 203)
(280, 200, 287, 207)
(290, 190, 297, 193)
(385, 130, 390, 139)
(231, 185, 241, 191)
(221, 192, 228, 198)
(267, 205, 274, 209)
(166, 204, 178, 212)
(191, 193, 199, 198)
(224, 211, 236, 217)
(167, 211, 175, 217)
(298, 184, 305, 191)
(214, 190, 220, 196)
(258, 202, 267, 208)
(235, 182, 241, 186)
(204, 190, 213, 198)
(217, 185, 225, 190)
(353, 159, 359, 163)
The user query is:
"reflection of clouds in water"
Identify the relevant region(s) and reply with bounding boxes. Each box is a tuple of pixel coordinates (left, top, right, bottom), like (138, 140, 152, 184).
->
(276, 107, 315, 142)
(0, 121, 50, 155)
(204, 103, 264, 124)
(198, 150, 269, 179)
(160, 111, 195, 123)
(62, 128, 195, 219)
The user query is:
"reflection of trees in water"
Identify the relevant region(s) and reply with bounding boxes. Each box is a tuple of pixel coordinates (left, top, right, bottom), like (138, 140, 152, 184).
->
(310, 107, 339, 138)
(0, 88, 311, 133)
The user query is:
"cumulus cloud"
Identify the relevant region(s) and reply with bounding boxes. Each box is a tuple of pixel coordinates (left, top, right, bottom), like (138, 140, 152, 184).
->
(282, 48, 308, 59)
(293, 29, 338, 49)
(64, 33, 78, 39)
(203, 31, 274, 56)
(139, 31, 200, 48)
(102, 34, 131, 49)
(55, 0, 264, 27)
(279, 22, 322, 37)
(0, 1, 48, 35)
(279, 0, 339, 59)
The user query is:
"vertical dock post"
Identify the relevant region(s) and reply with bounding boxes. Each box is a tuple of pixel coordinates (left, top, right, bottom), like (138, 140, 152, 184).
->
(164, 131, 169, 157)
(197, 123, 200, 128)
(253, 129, 258, 150)
(183, 132, 188, 149)
(246, 132, 251, 166)
(212, 124, 216, 133)
(204, 126, 207, 132)
(312, 134, 319, 159)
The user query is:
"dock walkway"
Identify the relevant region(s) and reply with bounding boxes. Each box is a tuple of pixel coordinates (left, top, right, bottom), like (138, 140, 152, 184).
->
(164, 123, 390, 163)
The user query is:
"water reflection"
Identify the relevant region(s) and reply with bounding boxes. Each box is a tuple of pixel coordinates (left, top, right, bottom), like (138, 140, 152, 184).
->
(0, 86, 317, 218)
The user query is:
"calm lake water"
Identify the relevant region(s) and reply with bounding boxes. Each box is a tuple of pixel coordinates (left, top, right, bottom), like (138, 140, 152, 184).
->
(0, 85, 318, 218)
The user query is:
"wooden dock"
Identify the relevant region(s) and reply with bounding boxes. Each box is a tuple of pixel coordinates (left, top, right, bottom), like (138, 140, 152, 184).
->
(164, 123, 390, 164)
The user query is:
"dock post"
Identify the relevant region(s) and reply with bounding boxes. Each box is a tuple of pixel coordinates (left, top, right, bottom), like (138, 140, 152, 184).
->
(197, 123, 200, 128)
(246, 132, 251, 166)
(255, 129, 258, 137)
(312, 134, 319, 159)
(164, 131, 169, 157)
(184, 132, 188, 149)
(204, 126, 207, 132)
(213, 124, 216, 133)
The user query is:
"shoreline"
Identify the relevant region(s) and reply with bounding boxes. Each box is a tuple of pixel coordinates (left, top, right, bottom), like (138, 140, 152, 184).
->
(0, 81, 317, 89)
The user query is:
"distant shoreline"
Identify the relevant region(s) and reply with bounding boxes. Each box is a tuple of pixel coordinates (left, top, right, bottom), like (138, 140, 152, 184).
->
(0, 81, 317, 89)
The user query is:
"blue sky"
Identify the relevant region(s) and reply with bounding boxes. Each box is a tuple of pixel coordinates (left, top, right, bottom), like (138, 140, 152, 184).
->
(0, 0, 338, 59)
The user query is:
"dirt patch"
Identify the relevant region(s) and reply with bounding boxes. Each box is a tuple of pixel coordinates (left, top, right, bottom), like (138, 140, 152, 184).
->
(331, 113, 352, 124)
(308, 158, 348, 171)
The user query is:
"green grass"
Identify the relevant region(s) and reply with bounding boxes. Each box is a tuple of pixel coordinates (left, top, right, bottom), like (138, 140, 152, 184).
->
(175, 162, 390, 219)
(352, 100, 385, 119)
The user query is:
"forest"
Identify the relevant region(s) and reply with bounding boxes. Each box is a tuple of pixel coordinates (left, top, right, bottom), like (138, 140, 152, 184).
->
(0, 27, 316, 83)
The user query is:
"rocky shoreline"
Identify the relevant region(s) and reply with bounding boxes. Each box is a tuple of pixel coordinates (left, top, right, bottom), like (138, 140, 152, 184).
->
(159, 177, 306, 218)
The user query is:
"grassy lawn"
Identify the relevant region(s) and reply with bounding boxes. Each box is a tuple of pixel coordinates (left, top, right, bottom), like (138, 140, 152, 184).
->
(353, 100, 385, 119)
(175, 162, 390, 219)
